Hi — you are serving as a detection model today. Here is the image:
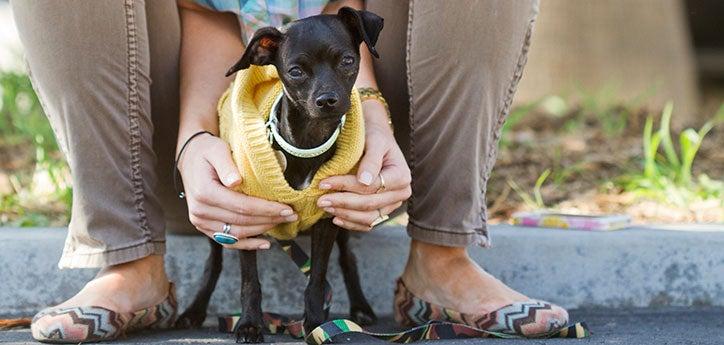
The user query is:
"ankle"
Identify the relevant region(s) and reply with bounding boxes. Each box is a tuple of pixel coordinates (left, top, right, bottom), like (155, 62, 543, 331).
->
(97, 255, 168, 286)
(407, 240, 468, 270)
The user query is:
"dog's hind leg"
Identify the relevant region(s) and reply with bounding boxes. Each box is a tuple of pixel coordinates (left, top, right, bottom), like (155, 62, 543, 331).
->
(235, 250, 264, 343)
(336, 230, 377, 325)
(175, 237, 223, 329)
(303, 219, 339, 335)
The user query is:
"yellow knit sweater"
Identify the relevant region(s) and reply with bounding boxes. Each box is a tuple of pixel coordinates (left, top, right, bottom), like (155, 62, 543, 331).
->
(218, 65, 365, 240)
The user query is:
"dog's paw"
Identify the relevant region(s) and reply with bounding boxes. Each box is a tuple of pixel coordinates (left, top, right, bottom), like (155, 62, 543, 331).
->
(174, 311, 206, 329)
(350, 305, 377, 326)
(235, 324, 264, 343)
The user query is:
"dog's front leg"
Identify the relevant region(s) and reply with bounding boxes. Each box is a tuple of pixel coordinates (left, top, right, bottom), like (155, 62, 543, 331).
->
(303, 219, 339, 335)
(235, 250, 264, 343)
(175, 237, 223, 328)
(336, 230, 377, 325)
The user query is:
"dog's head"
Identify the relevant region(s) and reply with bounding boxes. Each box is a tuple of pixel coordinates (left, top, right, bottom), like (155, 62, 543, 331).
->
(226, 7, 383, 120)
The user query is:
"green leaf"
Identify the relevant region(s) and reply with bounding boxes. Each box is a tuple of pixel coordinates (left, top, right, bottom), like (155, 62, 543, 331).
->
(678, 129, 700, 185)
(642, 116, 661, 178)
(534, 169, 551, 208)
(658, 102, 680, 169)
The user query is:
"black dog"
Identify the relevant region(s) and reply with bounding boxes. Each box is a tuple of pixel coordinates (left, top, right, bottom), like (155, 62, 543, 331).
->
(175, 7, 384, 343)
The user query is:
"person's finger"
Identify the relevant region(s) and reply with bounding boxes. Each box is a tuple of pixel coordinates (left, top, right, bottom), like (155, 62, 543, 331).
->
(356, 140, 386, 186)
(192, 227, 272, 250)
(332, 216, 372, 232)
(189, 203, 297, 226)
(192, 217, 276, 239)
(318, 188, 410, 211)
(319, 175, 378, 194)
(204, 140, 243, 188)
(196, 183, 295, 217)
(321, 165, 409, 193)
(224, 238, 272, 251)
(376, 146, 412, 190)
(324, 202, 402, 226)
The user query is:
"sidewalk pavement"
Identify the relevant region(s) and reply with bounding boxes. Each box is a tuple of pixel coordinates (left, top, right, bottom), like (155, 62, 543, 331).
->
(1, 224, 723, 343)
(1, 224, 722, 319)
(2, 307, 723, 344)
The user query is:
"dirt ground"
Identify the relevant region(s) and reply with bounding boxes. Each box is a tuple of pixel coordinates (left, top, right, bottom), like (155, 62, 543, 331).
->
(485, 105, 723, 225)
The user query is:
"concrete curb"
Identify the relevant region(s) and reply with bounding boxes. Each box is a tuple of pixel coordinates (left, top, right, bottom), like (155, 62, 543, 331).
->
(1, 224, 722, 318)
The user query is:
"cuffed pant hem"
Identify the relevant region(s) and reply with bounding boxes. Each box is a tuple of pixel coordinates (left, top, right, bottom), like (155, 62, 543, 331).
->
(407, 220, 491, 248)
(58, 241, 165, 269)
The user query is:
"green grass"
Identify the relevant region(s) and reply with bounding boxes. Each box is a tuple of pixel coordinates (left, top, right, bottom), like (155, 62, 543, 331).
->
(1, 71, 57, 151)
(1, 70, 71, 227)
(618, 102, 724, 207)
(507, 168, 551, 210)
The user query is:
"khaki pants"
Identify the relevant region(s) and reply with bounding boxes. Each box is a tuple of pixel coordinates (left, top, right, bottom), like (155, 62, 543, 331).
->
(11, 0, 538, 268)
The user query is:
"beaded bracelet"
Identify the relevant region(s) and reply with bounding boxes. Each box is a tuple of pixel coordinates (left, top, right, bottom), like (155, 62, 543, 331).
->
(357, 87, 393, 130)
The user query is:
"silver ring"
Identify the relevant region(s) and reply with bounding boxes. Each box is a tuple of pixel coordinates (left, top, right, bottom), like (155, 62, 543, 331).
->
(213, 223, 238, 245)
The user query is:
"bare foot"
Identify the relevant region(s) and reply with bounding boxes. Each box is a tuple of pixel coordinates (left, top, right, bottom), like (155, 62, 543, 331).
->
(52, 254, 170, 313)
(400, 240, 529, 315)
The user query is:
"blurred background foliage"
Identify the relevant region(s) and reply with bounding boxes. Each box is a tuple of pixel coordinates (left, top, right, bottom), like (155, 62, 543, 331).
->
(0, 0, 722, 227)
(0, 71, 72, 226)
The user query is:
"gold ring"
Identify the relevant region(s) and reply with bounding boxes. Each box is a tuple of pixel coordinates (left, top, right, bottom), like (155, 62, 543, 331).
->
(375, 173, 386, 194)
(370, 209, 389, 227)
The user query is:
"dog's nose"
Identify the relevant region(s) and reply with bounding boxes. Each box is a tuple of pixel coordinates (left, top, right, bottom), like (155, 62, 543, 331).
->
(315, 93, 339, 108)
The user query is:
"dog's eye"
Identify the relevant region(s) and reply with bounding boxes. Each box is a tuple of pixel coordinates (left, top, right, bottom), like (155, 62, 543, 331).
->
(341, 56, 355, 66)
(288, 67, 304, 78)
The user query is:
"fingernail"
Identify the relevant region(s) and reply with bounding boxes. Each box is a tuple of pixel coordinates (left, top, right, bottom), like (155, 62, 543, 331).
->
(319, 199, 332, 207)
(280, 209, 294, 216)
(319, 183, 331, 190)
(258, 243, 271, 250)
(285, 215, 298, 222)
(359, 171, 373, 186)
(223, 172, 241, 186)
(324, 207, 335, 213)
(333, 218, 344, 226)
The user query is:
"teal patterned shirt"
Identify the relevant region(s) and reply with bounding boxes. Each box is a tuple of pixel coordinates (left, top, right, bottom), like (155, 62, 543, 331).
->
(194, 0, 331, 44)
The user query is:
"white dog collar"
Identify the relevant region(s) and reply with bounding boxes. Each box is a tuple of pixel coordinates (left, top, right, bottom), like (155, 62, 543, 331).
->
(265, 93, 346, 159)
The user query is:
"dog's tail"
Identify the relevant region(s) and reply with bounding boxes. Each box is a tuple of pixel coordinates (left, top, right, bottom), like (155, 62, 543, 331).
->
(0, 318, 32, 330)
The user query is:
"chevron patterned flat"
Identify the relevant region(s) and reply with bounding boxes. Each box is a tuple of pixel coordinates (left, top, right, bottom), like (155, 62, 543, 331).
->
(31, 282, 177, 343)
(393, 278, 569, 338)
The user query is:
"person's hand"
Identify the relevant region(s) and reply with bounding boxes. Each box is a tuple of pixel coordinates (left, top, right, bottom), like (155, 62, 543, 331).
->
(177, 133, 298, 249)
(317, 101, 411, 231)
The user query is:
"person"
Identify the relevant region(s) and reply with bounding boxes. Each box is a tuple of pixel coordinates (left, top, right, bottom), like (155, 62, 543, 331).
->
(12, 0, 567, 342)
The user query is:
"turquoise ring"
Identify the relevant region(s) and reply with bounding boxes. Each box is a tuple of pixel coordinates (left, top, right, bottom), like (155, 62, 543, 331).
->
(213, 223, 238, 245)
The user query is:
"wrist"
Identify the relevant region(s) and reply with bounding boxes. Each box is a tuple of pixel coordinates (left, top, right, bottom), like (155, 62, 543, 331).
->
(362, 100, 390, 126)
(177, 122, 217, 155)
(359, 87, 393, 133)
(176, 130, 214, 165)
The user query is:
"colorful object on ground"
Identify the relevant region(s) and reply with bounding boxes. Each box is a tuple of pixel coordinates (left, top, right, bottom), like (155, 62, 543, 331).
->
(218, 241, 590, 344)
(512, 212, 631, 231)
(30, 283, 177, 343)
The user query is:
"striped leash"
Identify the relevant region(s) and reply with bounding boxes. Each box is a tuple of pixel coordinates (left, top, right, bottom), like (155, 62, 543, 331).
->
(218, 240, 590, 344)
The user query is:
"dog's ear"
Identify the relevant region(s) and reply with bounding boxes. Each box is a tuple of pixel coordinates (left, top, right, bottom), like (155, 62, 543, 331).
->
(225, 27, 283, 77)
(337, 7, 384, 58)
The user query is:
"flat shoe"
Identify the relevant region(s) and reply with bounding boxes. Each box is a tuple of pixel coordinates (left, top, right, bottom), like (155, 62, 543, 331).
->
(393, 278, 569, 338)
(31, 282, 177, 343)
